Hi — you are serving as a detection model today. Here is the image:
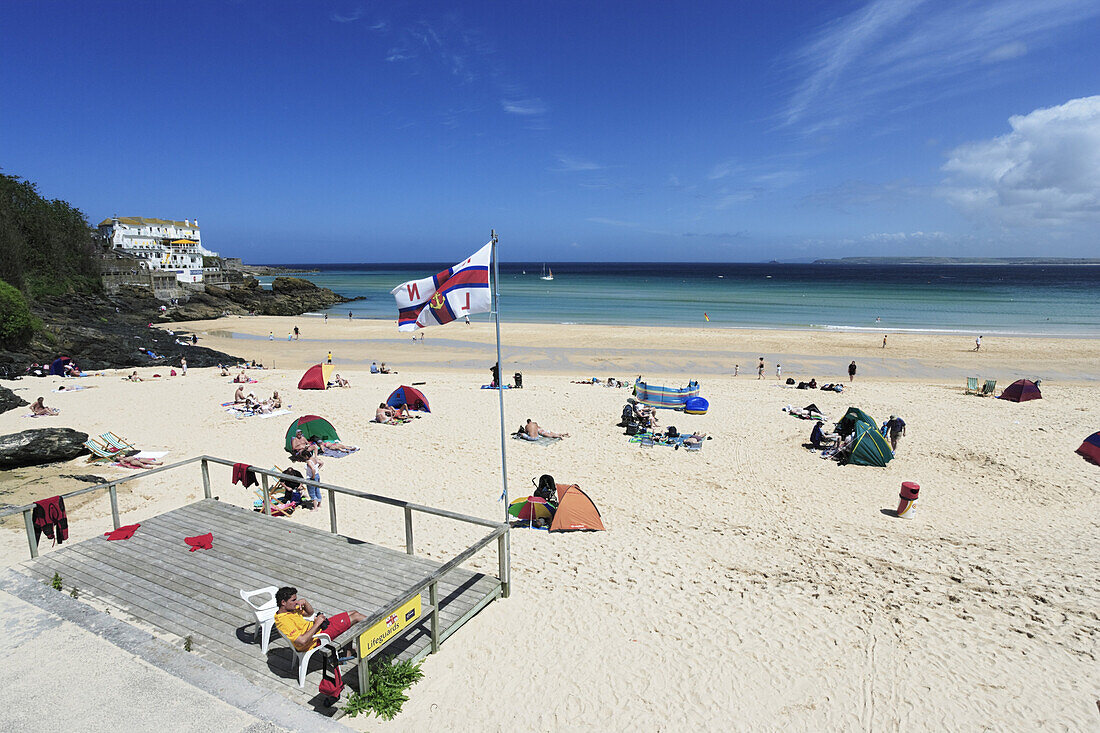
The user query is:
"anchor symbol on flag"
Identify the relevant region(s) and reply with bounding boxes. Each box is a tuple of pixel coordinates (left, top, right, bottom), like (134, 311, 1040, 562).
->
(429, 292, 446, 310)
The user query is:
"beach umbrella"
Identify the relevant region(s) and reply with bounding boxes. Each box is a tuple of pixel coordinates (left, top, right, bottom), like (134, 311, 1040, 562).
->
(284, 415, 340, 452)
(508, 496, 554, 523)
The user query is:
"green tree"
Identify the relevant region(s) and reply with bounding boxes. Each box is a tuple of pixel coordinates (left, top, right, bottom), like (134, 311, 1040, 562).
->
(0, 280, 37, 347)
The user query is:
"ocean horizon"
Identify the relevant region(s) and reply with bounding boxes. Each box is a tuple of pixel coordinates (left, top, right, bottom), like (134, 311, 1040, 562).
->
(254, 262, 1100, 337)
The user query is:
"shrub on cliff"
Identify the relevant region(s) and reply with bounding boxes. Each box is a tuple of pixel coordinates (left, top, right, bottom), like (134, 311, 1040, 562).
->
(0, 280, 38, 347)
(0, 173, 101, 298)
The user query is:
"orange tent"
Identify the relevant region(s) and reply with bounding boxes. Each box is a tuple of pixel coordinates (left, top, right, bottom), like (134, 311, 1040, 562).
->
(549, 484, 605, 532)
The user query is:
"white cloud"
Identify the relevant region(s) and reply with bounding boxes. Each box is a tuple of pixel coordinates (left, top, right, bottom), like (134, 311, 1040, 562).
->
(552, 155, 603, 172)
(331, 7, 366, 23)
(784, 0, 1100, 129)
(941, 95, 1100, 225)
(501, 98, 546, 116)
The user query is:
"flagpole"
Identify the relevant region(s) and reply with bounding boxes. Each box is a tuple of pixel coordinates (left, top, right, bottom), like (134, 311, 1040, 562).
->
(491, 229, 509, 521)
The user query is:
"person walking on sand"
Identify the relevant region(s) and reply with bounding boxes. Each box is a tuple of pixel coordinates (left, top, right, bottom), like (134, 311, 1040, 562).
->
(848, 360, 857, 382)
(882, 334, 887, 348)
(733, 364, 739, 377)
(975, 334, 982, 351)
(269, 331, 274, 341)
(293, 326, 299, 340)
(348, 311, 353, 321)
(324, 313, 328, 323)
(776, 363, 782, 379)
(757, 358, 765, 380)
(181, 357, 187, 376)
(885, 415, 906, 451)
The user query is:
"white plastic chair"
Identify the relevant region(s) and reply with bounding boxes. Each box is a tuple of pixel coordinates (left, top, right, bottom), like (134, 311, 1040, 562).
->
(273, 619, 335, 687)
(239, 586, 278, 656)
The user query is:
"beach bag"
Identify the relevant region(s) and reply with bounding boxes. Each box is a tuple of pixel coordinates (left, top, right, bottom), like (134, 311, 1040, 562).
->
(318, 651, 344, 699)
(534, 474, 557, 502)
(785, 377, 795, 385)
(624, 424, 640, 436)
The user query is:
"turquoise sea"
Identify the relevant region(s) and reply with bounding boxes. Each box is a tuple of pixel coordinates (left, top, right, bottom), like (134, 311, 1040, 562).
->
(257, 262, 1100, 337)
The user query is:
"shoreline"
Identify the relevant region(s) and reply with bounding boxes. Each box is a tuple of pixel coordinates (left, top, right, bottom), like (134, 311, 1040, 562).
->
(175, 316, 1100, 383)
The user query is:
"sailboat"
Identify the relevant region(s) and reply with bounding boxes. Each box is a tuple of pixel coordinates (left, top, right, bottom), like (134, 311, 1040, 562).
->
(540, 264, 554, 281)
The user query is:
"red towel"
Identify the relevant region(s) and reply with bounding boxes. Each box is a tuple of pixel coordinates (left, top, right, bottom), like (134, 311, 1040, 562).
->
(232, 462, 257, 487)
(104, 523, 140, 541)
(185, 533, 213, 552)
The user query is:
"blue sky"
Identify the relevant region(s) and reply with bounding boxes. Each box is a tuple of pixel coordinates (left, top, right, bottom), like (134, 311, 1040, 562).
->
(2, 1, 1099, 262)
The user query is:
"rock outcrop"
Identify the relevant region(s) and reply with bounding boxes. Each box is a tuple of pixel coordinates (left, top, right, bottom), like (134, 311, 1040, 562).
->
(0, 386, 29, 414)
(0, 428, 89, 469)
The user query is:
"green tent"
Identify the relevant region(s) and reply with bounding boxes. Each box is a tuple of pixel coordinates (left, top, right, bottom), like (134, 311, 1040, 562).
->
(835, 406, 877, 437)
(284, 414, 340, 452)
(841, 421, 894, 467)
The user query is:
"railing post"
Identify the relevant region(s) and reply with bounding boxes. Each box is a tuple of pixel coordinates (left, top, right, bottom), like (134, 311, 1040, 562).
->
(200, 458, 211, 499)
(23, 509, 38, 559)
(109, 484, 120, 530)
(261, 474, 271, 515)
(498, 529, 511, 599)
(356, 637, 369, 693)
(404, 507, 414, 555)
(327, 489, 337, 534)
(429, 581, 439, 653)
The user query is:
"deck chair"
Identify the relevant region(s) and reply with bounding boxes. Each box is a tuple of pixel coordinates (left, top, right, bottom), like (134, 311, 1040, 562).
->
(965, 377, 979, 395)
(101, 431, 135, 452)
(981, 379, 996, 397)
(273, 616, 336, 687)
(84, 439, 121, 463)
(239, 587, 278, 656)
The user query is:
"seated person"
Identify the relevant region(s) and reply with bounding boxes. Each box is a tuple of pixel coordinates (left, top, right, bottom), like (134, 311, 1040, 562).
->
(233, 371, 248, 383)
(234, 385, 247, 403)
(220, 365, 230, 377)
(809, 421, 837, 449)
(523, 418, 569, 440)
(391, 402, 420, 420)
(273, 586, 366, 650)
(274, 467, 312, 509)
(375, 403, 398, 424)
(29, 397, 59, 416)
(290, 429, 323, 473)
(379, 362, 391, 374)
(331, 373, 350, 388)
(126, 371, 143, 382)
(370, 362, 379, 374)
(270, 390, 282, 409)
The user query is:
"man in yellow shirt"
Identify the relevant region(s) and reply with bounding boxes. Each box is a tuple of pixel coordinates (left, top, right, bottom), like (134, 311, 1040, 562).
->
(274, 586, 367, 651)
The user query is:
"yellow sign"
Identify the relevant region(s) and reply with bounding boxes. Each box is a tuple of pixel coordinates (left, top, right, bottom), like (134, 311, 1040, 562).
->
(429, 292, 446, 310)
(359, 594, 422, 657)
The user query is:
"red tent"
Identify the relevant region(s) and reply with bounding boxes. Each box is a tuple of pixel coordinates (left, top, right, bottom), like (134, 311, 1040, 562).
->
(999, 379, 1042, 402)
(297, 364, 333, 390)
(1077, 432, 1100, 466)
(387, 385, 430, 412)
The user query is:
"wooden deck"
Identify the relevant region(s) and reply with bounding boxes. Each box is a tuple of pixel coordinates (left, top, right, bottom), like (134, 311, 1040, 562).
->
(16, 498, 501, 709)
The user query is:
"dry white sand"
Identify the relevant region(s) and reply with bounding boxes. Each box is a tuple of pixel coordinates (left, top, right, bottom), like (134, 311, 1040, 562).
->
(1, 317, 1097, 730)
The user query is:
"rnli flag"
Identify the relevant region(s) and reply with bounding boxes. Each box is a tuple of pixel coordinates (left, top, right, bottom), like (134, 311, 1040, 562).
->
(391, 242, 492, 331)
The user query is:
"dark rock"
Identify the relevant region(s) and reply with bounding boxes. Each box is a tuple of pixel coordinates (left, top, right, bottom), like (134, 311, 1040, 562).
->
(0, 428, 90, 469)
(59, 474, 109, 484)
(0, 386, 29, 414)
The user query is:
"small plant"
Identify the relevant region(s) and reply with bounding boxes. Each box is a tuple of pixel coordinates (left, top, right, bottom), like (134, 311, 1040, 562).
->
(344, 656, 425, 720)
(69, 587, 79, 599)
(184, 635, 193, 652)
(50, 572, 62, 591)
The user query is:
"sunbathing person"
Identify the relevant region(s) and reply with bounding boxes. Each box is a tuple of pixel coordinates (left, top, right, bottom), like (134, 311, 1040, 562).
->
(234, 385, 247, 403)
(125, 371, 143, 382)
(681, 432, 709, 446)
(524, 419, 569, 440)
(270, 390, 282, 409)
(274, 586, 367, 650)
(29, 397, 59, 416)
(375, 403, 398, 424)
(331, 373, 350, 388)
(312, 437, 357, 453)
(220, 365, 230, 377)
(116, 451, 162, 469)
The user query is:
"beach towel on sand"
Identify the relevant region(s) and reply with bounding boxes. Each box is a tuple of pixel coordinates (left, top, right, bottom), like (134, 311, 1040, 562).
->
(511, 433, 561, 446)
(319, 446, 359, 458)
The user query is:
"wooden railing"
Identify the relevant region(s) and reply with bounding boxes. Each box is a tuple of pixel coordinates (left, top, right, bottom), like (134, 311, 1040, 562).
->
(0, 455, 511, 690)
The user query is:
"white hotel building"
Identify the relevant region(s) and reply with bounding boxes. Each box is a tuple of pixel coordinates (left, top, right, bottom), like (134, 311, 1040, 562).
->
(98, 216, 219, 283)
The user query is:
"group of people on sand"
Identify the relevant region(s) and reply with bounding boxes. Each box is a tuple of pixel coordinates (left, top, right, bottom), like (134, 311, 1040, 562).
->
(571, 376, 630, 387)
(233, 385, 282, 413)
(288, 429, 357, 494)
(369, 362, 392, 374)
(374, 402, 417, 424)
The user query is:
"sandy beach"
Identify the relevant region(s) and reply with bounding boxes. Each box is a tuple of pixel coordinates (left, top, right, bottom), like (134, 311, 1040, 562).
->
(2, 317, 1098, 730)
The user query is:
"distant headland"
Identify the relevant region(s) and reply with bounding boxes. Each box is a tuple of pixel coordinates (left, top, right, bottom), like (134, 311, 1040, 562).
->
(812, 257, 1100, 265)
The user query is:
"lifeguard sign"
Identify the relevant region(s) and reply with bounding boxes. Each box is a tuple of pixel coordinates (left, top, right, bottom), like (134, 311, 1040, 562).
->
(359, 594, 422, 657)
